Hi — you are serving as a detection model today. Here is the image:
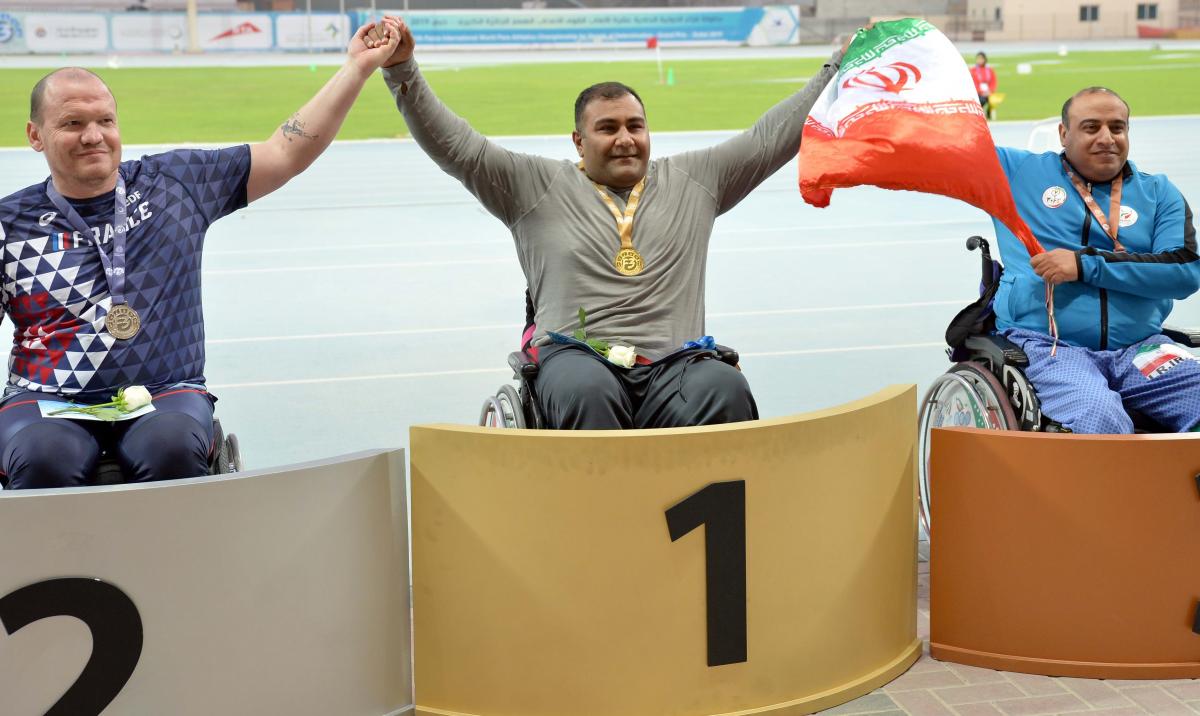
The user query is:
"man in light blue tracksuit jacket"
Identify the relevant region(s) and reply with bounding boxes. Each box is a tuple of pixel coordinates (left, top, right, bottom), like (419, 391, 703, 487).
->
(989, 86, 1200, 433)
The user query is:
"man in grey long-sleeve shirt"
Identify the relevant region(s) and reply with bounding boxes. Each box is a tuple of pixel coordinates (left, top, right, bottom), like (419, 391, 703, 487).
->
(371, 18, 844, 429)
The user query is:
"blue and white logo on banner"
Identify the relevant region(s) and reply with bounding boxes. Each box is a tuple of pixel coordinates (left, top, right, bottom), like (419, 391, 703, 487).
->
(0, 12, 23, 44)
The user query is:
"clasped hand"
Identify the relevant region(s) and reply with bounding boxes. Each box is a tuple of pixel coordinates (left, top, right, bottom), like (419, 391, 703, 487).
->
(1030, 248, 1079, 285)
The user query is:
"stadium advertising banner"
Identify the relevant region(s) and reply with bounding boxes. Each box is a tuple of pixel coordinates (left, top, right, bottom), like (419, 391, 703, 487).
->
(198, 14, 273, 51)
(364, 6, 800, 48)
(0, 7, 792, 54)
(111, 13, 188, 52)
(23, 13, 109, 53)
(0, 11, 27, 54)
(276, 13, 351, 50)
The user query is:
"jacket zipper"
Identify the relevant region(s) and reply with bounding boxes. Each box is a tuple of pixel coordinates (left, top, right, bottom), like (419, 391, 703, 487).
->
(1078, 198, 1109, 349)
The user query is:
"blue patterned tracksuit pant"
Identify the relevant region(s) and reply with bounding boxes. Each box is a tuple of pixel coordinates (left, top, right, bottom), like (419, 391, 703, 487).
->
(1004, 328, 1200, 434)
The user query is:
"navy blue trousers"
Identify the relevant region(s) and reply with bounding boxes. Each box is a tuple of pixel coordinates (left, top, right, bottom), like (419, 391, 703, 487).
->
(0, 388, 215, 489)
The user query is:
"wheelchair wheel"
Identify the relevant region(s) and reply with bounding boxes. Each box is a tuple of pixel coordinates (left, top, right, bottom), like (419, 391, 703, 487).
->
(217, 432, 242, 474)
(917, 362, 1018, 535)
(479, 384, 526, 429)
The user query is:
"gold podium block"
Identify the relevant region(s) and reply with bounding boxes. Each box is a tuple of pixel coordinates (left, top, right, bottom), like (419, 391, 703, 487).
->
(410, 385, 921, 716)
(930, 427, 1200, 678)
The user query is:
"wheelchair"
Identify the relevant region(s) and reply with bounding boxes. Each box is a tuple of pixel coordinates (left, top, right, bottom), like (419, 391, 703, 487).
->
(478, 292, 740, 429)
(916, 236, 1200, 533)
(0, 417, 242, 489)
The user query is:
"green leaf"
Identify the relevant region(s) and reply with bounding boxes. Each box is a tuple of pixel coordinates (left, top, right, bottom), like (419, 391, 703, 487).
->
(586, 338, 610, 355)
(578, 306, 587, 330)
(573, 328, 586, 341)
(91, 407, 126, 422)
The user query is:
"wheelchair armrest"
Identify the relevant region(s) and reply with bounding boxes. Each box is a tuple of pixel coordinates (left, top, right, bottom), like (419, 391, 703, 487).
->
(962, 334, 1029, 368)
(508, 350, 540, 380)
(714, 344, 739, 367)
(1162, 325, 1200, 348)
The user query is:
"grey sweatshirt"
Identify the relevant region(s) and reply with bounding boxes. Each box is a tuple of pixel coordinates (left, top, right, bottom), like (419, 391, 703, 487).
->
(383, 53, 841, 360)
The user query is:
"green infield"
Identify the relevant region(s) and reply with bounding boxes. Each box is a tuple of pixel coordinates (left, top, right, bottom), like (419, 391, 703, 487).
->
(0, 49, 1196, 147)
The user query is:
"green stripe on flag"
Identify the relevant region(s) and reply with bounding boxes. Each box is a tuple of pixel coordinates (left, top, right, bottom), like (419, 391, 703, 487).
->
(840, 18, 937, 75)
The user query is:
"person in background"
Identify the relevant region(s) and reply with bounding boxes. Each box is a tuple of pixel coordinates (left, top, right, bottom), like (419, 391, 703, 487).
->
(971, 51, 998, 120)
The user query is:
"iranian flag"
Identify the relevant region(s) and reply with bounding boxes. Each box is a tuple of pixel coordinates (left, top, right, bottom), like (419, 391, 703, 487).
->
(799, 19, 1042, 258)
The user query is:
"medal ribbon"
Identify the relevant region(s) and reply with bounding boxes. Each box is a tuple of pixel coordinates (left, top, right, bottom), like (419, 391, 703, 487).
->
(584, 168, 646, 255)
(45, 175, 130, 306)
(1061, 157, 1126, 253)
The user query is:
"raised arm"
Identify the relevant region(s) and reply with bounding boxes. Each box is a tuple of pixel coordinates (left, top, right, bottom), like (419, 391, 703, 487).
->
(369, 17, 559, 226)
(246, 21, 400, 203)
(669, 47, 844, 215)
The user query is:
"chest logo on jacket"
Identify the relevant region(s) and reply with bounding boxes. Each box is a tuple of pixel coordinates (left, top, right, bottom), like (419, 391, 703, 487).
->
(1118, 206, 1138, 228)
(1042, 186, 1067, 209)
(38, 211, 56, 227)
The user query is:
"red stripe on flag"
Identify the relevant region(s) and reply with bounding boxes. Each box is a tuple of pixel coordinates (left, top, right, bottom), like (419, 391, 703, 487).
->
(1139, 352, 1180, 376)
(799, 107, 1042, 257)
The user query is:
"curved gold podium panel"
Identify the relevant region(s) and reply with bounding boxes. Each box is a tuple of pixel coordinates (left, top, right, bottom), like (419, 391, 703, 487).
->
(930, 428, 1200, 679)
(410, 385, 920, 716)
(0, 450, 413, 716)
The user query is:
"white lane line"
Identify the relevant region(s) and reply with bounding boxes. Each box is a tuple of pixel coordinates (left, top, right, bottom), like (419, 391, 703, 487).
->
(210, 340, 944, 389)
(208, 322, 522, 345)
(717, 218, 982, 234)
(204, 218, 974, 256)
(712, 299, 967, 318)
(740, 341, 944, 358)
(206, 239, 500, 256)
(204, 219, 977, 257)
(712, 237, 960, 254)
(205, 300, 967, 345)
(206, 257, 512, 275)
(210, 367, 508, 390)
(203, 238, 963, 276)
(243, 198, 480, 213)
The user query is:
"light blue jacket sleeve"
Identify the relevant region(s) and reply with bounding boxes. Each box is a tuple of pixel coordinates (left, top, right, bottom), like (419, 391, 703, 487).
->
(1076, 181, 1200, 300)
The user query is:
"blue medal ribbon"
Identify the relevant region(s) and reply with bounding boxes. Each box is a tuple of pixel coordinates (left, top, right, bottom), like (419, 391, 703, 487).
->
(45, 175, 130, 306)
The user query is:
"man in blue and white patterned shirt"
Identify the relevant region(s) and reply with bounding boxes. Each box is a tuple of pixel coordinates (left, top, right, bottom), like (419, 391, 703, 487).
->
(0, 23, 400, 488)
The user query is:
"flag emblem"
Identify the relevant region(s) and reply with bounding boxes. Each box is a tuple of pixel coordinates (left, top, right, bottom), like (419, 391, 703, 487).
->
(49, 232, 78, 251)
(841, 62, 923, 94)
(1119, 206, 1138, 227)
(1134, 343, 1197, 379)
(1043, 186, 1067, 209)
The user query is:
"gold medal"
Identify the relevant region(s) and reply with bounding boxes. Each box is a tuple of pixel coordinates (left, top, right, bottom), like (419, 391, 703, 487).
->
(583, 166, 648, 277)
(105, 304, 141, 340)
(614, 248, 644, 276)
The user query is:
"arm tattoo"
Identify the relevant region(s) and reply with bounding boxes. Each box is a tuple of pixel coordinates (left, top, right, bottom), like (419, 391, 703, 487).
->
(280, 114, 319, 143)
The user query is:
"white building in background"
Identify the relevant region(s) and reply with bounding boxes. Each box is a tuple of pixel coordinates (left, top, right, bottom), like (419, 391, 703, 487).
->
(965, 0, 1195, 39)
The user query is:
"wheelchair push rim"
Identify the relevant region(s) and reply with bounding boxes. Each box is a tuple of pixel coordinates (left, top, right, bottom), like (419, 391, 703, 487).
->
(479, 384, 526, 429)
(917, 363, 1018, 535)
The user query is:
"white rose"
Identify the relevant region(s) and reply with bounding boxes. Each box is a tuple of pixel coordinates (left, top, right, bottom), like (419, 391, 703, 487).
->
(119, 385, 153, 411)
(606, 345, 637, 369)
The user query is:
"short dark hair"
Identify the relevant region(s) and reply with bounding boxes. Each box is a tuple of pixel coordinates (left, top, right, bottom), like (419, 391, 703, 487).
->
(976, 51, 987, 62)
(1061, 86, 1129, 127)
(573, 82, 645, 132)
(30, 67, 113, 124)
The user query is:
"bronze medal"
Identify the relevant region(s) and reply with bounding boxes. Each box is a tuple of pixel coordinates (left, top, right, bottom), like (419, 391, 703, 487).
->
(105, 304, 141, 340)
(614, 248, 644, 276)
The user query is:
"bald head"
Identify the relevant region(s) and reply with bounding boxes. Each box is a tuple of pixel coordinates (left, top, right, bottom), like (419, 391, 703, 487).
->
(30, 67, 113, 124)
(1061, 86, 1128, 128)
